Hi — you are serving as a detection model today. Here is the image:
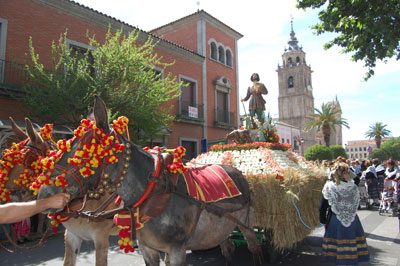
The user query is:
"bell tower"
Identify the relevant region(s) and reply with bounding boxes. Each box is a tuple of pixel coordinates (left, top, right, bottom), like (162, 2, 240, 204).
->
(277, 19, 316, 154)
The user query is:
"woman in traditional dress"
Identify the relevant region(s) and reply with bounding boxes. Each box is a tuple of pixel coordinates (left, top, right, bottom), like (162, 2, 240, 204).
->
(385, 159, 399, 180)
(362, 159, 380, 206)
(320, 162, 370, 266)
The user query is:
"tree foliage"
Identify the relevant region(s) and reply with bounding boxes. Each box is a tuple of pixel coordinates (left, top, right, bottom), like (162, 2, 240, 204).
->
(371, 148, 390, 162)
(22, 29, 183, 145)
(296, 0, 400, 79)
(380, 137, 400, 160)
(329, 145, 348, 160)
(305, 103, 349, 147)
(305, 144, 333, 161)
(365, 122, 391, 148)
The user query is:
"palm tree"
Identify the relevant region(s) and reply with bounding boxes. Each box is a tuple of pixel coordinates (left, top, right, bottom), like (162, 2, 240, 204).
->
(305, 103, 350, 147)
(365, 122, 391, 148)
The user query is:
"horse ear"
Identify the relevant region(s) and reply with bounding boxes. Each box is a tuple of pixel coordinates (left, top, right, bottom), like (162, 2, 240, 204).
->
(9, 117, 27, 141)
(93, 95, 110, 134)
(25, 118, 41, 144)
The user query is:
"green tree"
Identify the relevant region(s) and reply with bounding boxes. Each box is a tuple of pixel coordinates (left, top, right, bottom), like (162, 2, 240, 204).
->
(296, 0, 400, 80)
(305, 144, 333, 161)
(329, 145, 348, 160)
(365, 122, 391, 149)
(22, 29, 183, 145)
(380, 137, 400, 160)
(305, 103, 350, 147)
(371, 148, 390, 162)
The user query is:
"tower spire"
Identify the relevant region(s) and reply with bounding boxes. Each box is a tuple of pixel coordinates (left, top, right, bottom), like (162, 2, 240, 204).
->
(287, 16, 301, 51)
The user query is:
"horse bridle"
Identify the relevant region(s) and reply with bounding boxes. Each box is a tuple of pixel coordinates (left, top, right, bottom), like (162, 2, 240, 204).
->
(56, 131, 133, 221)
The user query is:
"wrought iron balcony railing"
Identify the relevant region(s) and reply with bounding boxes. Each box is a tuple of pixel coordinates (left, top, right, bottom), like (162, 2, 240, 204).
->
(177, 100, 204, 122)
(214, 108, 235, 128)
(0, 59, 30, 91)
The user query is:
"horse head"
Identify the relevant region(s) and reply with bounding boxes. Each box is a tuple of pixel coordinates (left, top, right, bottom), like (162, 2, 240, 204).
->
(37, 95, 155, 209)
(0, 117, 53, 202)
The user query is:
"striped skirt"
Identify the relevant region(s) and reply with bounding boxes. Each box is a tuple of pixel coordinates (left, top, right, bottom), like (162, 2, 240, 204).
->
(322, 214, 369, 265)
(367, 178, 380, 199)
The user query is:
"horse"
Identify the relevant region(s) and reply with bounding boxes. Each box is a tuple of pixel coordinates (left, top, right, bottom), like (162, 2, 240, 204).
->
(38, 95, 262, 266)
(2, 118, 118, 266)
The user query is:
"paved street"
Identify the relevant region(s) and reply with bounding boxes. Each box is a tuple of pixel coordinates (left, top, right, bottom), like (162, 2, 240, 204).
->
(1, 207, 400, 266)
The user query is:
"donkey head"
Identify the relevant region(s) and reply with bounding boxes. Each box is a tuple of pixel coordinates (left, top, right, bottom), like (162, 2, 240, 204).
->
(1, 117, 51, 202)
(37, 95, 155, 207)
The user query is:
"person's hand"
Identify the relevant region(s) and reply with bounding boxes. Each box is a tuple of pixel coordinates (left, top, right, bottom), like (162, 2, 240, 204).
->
(241, 98, 245, 102)
(45, 193, 70, 209)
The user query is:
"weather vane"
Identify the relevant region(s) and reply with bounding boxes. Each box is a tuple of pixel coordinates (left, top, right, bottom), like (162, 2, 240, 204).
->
(197, 1, 200, 10)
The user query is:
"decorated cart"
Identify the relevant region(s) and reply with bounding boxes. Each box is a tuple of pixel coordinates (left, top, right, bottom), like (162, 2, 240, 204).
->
(190, 115, 328, 254)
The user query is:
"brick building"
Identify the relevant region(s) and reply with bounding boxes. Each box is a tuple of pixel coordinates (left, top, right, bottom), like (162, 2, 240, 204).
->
(0, 0, 242, 159)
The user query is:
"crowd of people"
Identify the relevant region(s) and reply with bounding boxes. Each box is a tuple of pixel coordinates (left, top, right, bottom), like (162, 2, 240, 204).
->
(319, 157, 399, 266)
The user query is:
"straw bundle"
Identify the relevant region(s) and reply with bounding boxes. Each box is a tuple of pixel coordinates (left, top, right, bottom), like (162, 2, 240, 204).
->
(247, 166, 327, 250)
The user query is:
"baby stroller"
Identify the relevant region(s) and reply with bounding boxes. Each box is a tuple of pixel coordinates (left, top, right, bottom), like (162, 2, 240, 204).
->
(379, 179, 398, 216)
(358, 176, 370, 209)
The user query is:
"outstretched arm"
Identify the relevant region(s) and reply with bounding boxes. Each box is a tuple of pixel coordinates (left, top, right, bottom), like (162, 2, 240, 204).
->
(0, 193, 70, 224)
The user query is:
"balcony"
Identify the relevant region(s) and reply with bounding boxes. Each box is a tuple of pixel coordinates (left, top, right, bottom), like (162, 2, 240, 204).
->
(214, 108, 235, 129)
(0, 59, 29, 96)
(176, 100, 204, 124)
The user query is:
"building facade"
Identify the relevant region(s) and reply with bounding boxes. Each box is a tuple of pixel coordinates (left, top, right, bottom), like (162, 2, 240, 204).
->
(0, 0, 242, 159)
(345, 138, 391, 160)
(275, 121, 301, 153)
(277, 21, 316, 155)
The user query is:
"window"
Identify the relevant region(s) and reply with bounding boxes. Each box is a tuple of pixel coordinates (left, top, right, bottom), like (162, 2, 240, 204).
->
(355, 154, 358, 158)
(296, 56, 300, 65)
(208, 39, 232, 67)
(210, 42, 217, 60)
(287, 139, 289, 144)
(287, 57, 293, 66)
(293, 140, 298, 150)
(67, 39, 94, 76)
(364, 153, 367, 158)
(363, 147, 366, 151)
(226, 49, 232, 67)
(218, 46, 225, 64)
(350, 148, 353, 152)
(288, 76, 294, 88)
(355, 147, 358, 152)
(214, 76, 232, 126)
(282, 138, 285, 143)
(179, 76, 200, 120)
(181, 78, 196, 106)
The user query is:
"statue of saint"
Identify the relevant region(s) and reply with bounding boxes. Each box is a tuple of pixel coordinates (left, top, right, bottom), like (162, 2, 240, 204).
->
(241, 73, 268, 128)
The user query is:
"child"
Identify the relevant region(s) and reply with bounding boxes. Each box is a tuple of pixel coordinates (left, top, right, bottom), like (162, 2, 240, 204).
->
(13, 218, 31, 244)
(382, 186, 395, 212)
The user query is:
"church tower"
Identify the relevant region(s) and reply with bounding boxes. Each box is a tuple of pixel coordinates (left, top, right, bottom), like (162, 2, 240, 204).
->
(277, 20, 316, 154)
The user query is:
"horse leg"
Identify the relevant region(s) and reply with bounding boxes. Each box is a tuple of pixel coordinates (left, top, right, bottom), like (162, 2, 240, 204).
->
(140, 244, 161, 266)
(220, 238, 235, 266)
(238, 225, 263, 266)
(93, 232, 110, 266)
(63, 229, 83, 266)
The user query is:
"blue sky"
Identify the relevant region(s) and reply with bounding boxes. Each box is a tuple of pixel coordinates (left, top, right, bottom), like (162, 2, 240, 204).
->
(73, 0, 400, 145)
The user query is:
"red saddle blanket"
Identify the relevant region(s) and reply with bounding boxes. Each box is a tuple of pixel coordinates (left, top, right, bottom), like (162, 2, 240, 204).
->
(183, 165, 241, 202)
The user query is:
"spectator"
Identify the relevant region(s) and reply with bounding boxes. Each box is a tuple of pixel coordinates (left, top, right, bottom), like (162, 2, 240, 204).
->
(320, 162, 369, 265)
(362, 160, 380, 206)
(0, 193, 70, 224)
